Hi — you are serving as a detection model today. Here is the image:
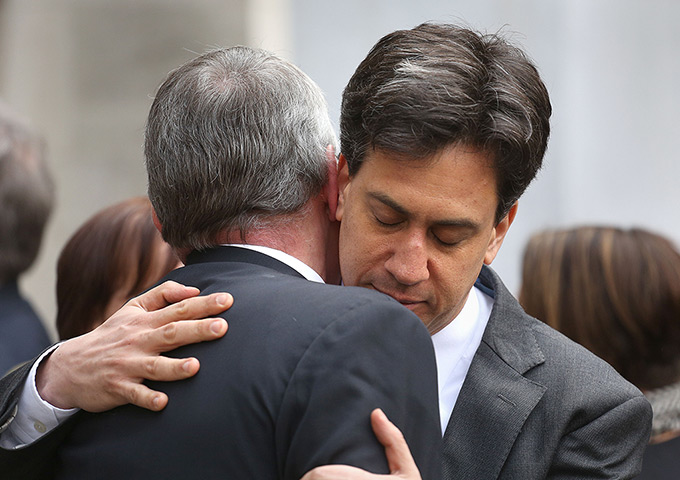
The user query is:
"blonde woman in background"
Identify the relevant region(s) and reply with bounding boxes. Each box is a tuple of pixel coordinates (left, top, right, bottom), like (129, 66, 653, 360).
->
(520, 226, 680, 479)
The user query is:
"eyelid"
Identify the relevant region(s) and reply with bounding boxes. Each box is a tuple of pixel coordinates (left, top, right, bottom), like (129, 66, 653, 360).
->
(435, 237, 459, 247)
(374, 214, 403, 227)
(431, 230, 463, 247)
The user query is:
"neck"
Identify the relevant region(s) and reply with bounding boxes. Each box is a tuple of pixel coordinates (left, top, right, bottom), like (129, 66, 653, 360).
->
(215, 196, 338, 283)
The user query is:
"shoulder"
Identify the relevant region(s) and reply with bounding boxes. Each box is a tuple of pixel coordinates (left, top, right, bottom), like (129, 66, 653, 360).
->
(529, 316, 642, 398)
(501, 306, 652, 443)
(480, 267, 649, 418)
(293, 282, 434, 350)
(481, 266, 644, 402)
(169, 264, 434, 364)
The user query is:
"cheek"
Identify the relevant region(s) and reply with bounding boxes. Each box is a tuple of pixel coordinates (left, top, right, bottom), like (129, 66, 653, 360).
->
(338, 221, 358, 279)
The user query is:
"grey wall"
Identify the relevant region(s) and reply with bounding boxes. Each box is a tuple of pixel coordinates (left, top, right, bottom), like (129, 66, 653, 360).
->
(291, 0, 680, 295)
(0, 0, 249, 339)
(1, 0, 678, 338)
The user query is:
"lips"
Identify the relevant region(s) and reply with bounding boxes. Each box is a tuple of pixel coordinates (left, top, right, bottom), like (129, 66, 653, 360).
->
(393, 297, 423, 306)
(372, 285, 424, 307)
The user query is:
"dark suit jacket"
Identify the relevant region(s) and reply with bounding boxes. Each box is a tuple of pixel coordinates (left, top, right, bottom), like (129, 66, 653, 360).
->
(443, 266, 653, 479)
(0, 247, 441, 480)
(0, 261, 654, 479)
(0, 282, 51, 376)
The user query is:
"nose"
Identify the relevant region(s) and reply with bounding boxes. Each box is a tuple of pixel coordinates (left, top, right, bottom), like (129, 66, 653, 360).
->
(384, 231, 430, 286)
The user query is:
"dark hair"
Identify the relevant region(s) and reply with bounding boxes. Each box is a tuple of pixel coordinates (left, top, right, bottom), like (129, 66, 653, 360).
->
(340, 23, 551, 223)
(56, 197, 178, 340)
(519, 226, 680, 391)
(145, 46, 337, 250)
(0, 102, 54, 284)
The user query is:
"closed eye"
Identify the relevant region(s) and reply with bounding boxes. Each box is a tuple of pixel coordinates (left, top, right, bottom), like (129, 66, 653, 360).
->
(431, 229, 467, 247)
(374, 214, 403, 227)
(433, 235, 460, 247)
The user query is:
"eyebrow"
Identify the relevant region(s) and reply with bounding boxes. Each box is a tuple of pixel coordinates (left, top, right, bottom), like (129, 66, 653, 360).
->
(368, 191, 481, 230)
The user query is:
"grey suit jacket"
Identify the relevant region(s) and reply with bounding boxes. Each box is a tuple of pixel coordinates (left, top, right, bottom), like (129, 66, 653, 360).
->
(443, 266, 653, 479)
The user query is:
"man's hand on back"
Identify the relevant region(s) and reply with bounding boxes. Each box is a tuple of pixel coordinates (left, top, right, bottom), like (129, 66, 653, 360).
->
(300, 408, 423, 480)
(36, 281, 232, 412)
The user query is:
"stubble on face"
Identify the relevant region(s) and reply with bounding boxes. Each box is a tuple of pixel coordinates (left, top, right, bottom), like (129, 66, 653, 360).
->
(336, 145, 511, 334)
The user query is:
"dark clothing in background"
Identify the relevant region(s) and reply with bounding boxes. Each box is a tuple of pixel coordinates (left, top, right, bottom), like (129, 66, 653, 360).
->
(0, 282, 50, 375)
(637, 435, 680, 480)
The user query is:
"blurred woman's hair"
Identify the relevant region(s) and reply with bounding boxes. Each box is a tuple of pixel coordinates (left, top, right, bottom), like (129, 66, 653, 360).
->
(56, 196, 179, 339)
(519, 226, 680, 391)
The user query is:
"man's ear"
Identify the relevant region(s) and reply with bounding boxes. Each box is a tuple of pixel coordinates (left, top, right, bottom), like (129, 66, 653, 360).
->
(322, 145, 339, 222)
(335, 154, 350, 222)
(484, 202, 518, 265)
(151, 208, 163, 234)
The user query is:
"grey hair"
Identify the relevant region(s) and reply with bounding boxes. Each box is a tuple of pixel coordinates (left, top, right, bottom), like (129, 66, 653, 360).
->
(145, 46, 337, 250)
(0, 102, 54, 285)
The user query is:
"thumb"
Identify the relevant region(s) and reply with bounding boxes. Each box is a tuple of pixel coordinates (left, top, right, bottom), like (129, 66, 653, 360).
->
(370, 409, 422, 479)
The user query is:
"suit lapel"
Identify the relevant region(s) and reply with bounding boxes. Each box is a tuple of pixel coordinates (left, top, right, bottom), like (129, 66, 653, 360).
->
(442, 266, 547, 479)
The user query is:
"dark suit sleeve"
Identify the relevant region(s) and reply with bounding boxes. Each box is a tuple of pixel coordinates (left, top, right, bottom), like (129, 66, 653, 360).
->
(0, 354, 77, 480)
(548, 394, 652, 479)
(275, 297, 442, 480)
(0, 360, 33, 428)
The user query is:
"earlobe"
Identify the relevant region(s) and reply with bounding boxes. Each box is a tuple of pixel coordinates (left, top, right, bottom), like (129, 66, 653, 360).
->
(483, 202, 518, 265)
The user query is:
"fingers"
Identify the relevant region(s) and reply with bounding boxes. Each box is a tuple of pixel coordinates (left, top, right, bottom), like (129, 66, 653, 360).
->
(301, 465, 381, 480)
(141, 317, 228, 353)
(117, 383, 169, 413)
(299, 411, 421, 480)
(133, 281, 201, 311)
(139, 355, 201, 382)
(128, 290, 234, 332)
(107, 357, 202, 412)
(144, 291, 233, 329)
(371, 409, 420, 478)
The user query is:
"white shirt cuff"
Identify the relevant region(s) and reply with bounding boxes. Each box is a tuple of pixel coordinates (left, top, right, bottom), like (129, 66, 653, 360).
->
(0, 344, 79, 449)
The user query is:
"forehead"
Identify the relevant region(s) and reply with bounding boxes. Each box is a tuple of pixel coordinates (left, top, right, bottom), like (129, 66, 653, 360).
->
(352, 145, 498, 222)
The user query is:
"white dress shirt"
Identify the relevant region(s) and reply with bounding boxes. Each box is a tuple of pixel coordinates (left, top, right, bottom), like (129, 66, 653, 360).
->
(431, 285, 493, 434)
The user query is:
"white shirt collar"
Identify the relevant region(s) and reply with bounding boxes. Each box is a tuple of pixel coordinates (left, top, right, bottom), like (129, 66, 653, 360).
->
(431, 285, 493, 434)
(221, 244, 324, 283)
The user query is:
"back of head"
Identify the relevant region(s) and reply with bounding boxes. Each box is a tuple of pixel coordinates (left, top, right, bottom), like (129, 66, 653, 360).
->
(341, 23, 551, 223)
(56, 197, 178, 339)
(145, 46, 337, 250)
(520, 226, 680, 390)
(0, 102, 54, 285)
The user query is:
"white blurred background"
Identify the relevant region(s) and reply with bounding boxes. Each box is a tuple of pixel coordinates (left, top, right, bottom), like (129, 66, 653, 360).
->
(1, 0, 678, 339)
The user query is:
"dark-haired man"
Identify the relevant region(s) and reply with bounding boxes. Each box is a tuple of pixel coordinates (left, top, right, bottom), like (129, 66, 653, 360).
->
(0, 24, 652, 479)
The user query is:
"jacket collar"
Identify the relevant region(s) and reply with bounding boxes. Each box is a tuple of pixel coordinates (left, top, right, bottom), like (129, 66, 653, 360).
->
(477, 266, 545, 374)
(185, 246, 305, 280)
(442, 265, 547, 479)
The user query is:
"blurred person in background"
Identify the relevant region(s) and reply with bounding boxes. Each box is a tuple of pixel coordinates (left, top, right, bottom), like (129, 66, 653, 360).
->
(0, 101, 53, 374)
(520, 226, 680, 480)
(56, 196, 180, 340)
